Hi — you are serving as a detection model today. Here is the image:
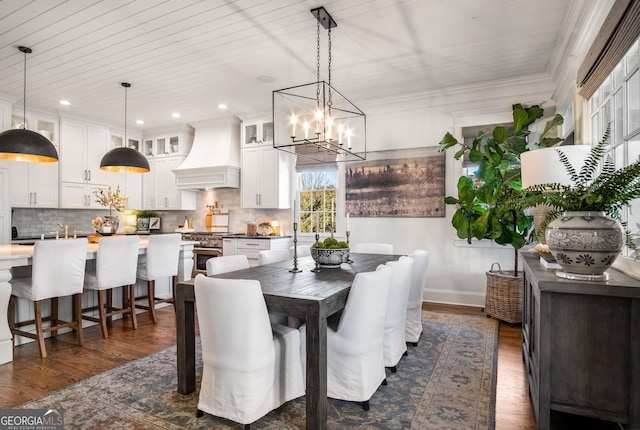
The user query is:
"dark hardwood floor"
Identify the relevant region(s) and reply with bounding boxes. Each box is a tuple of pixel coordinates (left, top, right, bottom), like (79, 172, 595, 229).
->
(0, 304, 622, 429)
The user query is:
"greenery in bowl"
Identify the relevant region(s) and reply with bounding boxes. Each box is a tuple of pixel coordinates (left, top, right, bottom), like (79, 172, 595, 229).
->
(517, 126, 640, 244)
(312, 237, 349, 249)
(438, 104, 564, 274)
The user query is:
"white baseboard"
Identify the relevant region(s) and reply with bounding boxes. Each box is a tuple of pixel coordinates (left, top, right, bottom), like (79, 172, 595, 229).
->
(423, 288, 486, 308)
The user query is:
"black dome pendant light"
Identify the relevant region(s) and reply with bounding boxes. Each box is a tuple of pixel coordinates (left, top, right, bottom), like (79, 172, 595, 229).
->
(100, 82, 150, 173)
(0, 46, 59, 162)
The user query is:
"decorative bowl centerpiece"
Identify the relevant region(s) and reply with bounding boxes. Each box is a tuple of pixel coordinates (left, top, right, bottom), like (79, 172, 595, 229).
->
(311, 237, 350, 268)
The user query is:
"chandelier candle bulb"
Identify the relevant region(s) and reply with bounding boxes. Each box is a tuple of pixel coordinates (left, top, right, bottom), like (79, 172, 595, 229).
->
(304, 121, 309, 139)
(338, 124, 343, 145)
(290, 115, 297, 137)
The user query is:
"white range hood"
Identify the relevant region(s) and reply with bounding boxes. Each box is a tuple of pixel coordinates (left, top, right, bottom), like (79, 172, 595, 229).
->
(173, 117, 241, 189)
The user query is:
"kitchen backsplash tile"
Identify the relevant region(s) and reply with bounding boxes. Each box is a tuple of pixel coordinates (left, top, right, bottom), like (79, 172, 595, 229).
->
(11, 188, 293, 238)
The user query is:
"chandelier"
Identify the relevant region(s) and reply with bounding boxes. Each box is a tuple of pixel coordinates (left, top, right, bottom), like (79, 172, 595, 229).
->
(272, 6, 366, 163)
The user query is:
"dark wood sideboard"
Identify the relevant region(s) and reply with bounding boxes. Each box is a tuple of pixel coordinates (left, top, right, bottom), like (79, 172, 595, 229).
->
(521, 252, 640, 430)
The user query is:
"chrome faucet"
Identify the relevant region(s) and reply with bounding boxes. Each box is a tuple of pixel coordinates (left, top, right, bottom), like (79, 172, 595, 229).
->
(57, 223, 69, 239)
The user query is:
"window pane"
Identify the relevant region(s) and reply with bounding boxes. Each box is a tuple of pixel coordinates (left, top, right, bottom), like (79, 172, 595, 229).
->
(627, 70, 639, 134)
(612, 62, 625, 88)
(602, 99, 612, 137)
(601, 76, 612, 101)
(591, 87, 601, 112)
(591, 114, 600, 144)
(626, 40, 639, 74)
(298, 171, 338, 233)
(614, 89, 624, 145)
(628, 137, 640, 255)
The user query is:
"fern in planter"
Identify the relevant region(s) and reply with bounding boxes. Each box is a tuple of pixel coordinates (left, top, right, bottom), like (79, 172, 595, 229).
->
(520, 126, 640, 245)
(438, 104, 563, 274)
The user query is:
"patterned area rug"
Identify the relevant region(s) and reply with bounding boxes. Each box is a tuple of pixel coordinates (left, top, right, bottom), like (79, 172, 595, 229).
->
(20, 311, 498, 429)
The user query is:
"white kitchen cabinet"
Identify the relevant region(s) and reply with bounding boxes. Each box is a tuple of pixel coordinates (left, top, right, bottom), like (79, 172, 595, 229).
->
(142, 124, 194, 157)
(9, 161, 59, 208)
(224, 237, 290, 267)
(241, 145, 293, 209)
(242, 119, 273, 147)
(7, 110, 60, 208)
(59, 118, 110, 208)
(142, 156, 195, 210)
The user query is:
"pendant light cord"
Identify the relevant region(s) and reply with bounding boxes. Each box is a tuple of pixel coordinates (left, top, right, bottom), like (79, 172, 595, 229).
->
(22, 48, 27, 130)
(124, 85, 127, 144)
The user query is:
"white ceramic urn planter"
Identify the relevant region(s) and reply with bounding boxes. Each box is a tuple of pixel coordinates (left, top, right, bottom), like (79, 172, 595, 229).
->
(545, 211, 624, 281)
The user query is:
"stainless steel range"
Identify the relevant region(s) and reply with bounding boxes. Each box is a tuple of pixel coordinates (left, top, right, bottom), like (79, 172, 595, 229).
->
(182, 231, 224, 276)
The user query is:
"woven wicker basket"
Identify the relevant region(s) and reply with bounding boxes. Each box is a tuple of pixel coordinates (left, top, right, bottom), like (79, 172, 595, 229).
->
(485, 262, 523, 325)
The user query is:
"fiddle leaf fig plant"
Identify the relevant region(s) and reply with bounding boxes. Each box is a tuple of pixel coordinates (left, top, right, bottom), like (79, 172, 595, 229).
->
(438, 104, 563, 274)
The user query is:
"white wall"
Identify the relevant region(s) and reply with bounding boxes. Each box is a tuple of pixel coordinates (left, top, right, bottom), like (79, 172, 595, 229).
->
(348, 76, 563, 306)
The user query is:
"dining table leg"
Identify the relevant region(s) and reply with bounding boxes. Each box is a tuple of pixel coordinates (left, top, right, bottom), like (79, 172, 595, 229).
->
(305, 303, 327, 430)
(176, 283, 196, 394)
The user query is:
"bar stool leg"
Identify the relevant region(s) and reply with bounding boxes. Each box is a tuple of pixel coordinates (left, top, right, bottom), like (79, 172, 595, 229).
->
(8, 295, 15, 348)
(106, 289, 113, 326)
(97, 291, 108, 339)
(129, 284, 138, 330)
(51, 297, 59, 338)
(34, 300, 47, 358)
(147, 280, 157, 324)
(74, 293, 84, 346)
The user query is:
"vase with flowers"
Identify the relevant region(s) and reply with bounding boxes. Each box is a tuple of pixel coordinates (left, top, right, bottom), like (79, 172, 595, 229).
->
(92, 185, 128, 235)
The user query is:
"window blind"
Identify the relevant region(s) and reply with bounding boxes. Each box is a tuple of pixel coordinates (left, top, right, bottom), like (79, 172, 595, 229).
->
(577, 0, 640, 98)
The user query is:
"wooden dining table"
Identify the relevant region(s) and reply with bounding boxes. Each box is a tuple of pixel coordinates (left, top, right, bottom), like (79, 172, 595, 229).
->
(174, 253, 399, 430)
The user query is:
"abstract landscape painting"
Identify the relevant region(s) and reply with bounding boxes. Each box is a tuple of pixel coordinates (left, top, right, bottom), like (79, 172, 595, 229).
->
(345, 146, 445, 218)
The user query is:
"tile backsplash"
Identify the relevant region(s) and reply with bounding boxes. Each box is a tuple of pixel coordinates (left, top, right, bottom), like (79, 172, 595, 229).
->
(11, 189, 293, 238)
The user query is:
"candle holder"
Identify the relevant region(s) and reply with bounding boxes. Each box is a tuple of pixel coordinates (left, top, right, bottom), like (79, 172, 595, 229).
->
(289, 222, 301, 273)
(345, 230, 353, 263)
(311, 233, 321, 272)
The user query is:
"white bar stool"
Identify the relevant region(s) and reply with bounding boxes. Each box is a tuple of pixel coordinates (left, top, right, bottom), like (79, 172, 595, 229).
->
(135, 233, 181, 324)
(83, 235, 140, 338)
(9, 238, 88, 358)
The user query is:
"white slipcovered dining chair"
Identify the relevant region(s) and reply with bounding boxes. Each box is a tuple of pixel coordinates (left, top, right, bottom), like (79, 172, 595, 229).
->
(383, 256, 414, 372)
(351, 242, 394, 255)
(83, 235, 140, 338)
(9, 238, 88, 358)
(299, 264, 393, 411)
(194, 275, 305, 428)
(406, 250, 429, 345)
(135, 233, 181, 324)
(206, 254, 250, 276)
(258, 249, 291, 265)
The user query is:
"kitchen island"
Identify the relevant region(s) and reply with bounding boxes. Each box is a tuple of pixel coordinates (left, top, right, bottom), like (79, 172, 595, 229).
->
(0, 236, 195, 365)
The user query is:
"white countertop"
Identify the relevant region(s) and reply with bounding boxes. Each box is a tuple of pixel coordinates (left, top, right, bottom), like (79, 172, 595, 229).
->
(0, 237, 197, 266)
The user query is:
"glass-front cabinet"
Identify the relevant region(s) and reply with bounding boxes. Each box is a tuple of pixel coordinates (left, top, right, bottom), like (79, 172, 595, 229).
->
(242, 119, 273, 147)
(141, 124, 193, 157)
(11, 110, 58, 145)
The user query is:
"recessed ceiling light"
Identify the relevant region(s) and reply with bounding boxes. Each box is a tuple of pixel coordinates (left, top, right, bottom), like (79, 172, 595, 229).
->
(172, 112, 181, 118)
(218, 103, 228, 110)
(136, 119, 144, 125)
(59, 100, 71, 106)
(257, 75, 275, 83)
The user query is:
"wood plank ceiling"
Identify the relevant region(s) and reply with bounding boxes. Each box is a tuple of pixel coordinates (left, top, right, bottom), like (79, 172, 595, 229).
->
(0, 0, 571, 129)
